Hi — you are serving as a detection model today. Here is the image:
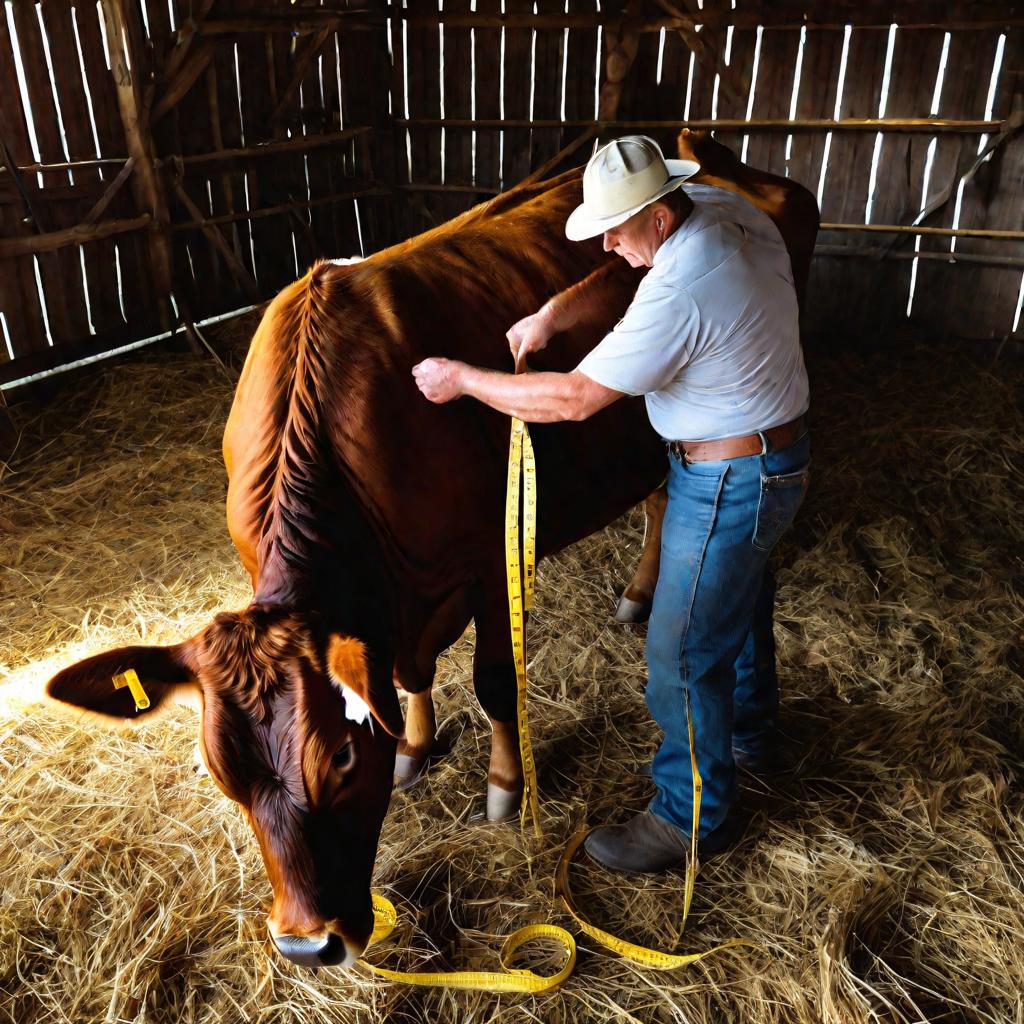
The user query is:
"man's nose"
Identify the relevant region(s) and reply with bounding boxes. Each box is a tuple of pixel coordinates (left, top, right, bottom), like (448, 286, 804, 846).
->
(602, 231, 614, 252)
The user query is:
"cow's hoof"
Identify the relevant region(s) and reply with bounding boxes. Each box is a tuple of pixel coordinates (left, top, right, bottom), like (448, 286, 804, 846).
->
(394, 752, 430, 793)
(614, 594, 651, 623)
(486, 783, 523, 822)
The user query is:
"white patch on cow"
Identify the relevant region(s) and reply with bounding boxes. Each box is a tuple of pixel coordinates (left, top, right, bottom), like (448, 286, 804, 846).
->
(341, 684, 373, 727)
(327, 256, 364, 266)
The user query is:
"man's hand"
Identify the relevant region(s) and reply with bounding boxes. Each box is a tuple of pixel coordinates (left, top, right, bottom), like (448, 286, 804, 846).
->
(412, 357, 465, 404)
(506, 306, 555, 374)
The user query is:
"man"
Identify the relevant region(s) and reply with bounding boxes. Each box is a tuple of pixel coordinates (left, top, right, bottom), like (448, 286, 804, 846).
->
(412, 136, 810, 874)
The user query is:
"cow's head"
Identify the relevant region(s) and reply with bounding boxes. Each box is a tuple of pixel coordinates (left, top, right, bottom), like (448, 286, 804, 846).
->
(45, 604, 403, 968)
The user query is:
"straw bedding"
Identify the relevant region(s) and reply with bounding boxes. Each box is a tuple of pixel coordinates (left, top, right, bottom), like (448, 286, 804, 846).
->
(1, 319, 1022, 1024)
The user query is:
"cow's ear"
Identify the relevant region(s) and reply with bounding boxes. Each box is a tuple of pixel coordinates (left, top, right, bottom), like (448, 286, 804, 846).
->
(325, 634, 404, 739)
(46, 643, 199, 723)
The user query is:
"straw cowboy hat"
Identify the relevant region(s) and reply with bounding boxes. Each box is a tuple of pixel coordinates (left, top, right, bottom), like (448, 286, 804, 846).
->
(565, 136, 700, 242)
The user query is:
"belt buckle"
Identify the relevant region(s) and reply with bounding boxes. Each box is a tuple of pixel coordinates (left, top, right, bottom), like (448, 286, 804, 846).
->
(757, 430, 769, 456)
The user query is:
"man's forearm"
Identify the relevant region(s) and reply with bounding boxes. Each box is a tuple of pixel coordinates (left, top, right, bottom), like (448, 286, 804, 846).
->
(458, 365, 586, 422)
(543, 260, 647, 334)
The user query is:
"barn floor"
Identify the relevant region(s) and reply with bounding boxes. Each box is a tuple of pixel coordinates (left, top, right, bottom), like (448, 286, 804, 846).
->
(1, 320, 1022, 1024)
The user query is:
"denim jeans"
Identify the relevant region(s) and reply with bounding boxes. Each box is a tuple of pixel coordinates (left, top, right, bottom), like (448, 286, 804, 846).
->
(645, 432, 810, 839)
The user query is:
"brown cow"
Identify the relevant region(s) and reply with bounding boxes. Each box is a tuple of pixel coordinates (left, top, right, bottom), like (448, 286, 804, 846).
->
(45, 132, 817, 970)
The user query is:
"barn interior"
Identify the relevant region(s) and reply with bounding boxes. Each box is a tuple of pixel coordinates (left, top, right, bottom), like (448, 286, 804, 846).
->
(1, 2, 1023, 1023)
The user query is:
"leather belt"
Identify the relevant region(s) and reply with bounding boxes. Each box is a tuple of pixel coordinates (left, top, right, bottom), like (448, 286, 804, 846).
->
(668, 414, 807, 463)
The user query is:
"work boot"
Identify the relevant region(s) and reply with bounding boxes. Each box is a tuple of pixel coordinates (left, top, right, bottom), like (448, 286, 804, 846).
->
(733, 732, 801, 776)
(583, 809, 741, 875)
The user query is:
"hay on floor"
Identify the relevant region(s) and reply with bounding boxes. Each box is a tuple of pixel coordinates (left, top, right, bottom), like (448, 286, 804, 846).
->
(1, 320, 1022, 1024)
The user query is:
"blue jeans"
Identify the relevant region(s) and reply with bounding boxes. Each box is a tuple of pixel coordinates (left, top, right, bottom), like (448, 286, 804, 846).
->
(645, 433, 810, 839)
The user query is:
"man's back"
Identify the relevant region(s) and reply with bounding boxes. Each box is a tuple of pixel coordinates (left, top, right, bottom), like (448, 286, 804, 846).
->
(576, 185, 809, 442)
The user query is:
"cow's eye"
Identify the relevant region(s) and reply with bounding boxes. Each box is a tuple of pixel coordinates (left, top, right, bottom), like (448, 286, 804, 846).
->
(332, 741, 356, 774)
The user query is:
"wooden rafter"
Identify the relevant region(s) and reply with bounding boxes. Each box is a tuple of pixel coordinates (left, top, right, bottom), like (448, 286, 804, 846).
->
(519, 126, 600, 187)
(650, 0, 745, 108)
(270, 27, 335, 127)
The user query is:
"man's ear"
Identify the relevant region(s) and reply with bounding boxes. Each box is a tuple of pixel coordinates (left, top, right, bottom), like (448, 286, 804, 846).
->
(326, 634, 404, 739)
(46, 643, 199, 723)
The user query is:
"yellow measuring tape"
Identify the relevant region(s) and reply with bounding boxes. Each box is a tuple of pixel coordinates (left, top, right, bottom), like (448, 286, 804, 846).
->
(360, 893, 575, 991)
(357, 415, 748, 987)
(505, 417, 542, 838)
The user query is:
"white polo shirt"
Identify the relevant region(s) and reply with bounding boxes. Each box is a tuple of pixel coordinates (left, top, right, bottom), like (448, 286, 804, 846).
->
(575, 184, 809, 441)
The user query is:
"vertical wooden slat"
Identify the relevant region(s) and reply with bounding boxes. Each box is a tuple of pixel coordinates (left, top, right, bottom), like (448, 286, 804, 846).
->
(565, 0, 599, 130)
(620, 23, 664, 138)
(868, 29, 947, 326)
(9, 1, 84, 347)
(318, 28, 344, 257)
(686, 24, 726, 125)
(0, 15, 49, 358)
(472, 0, 503, 193)
(340, 0, 390, 253)
(943, 27, 1024, 338)
(743, 27, 801, 178)
(709, 24, 758, 160)
(71, 0, 129, 335)
(408, 0, 442, 187)
(806, 27, 889, 336)
(530, 19, 566, 175)
(443, 0, 473, 185)
(786, 28, 844, 191)
(502, 0, 535, 187)
(235, 30, 292, 288)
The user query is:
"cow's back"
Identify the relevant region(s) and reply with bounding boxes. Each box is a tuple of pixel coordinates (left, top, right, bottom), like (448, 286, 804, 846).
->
(224, 172, 664, 592)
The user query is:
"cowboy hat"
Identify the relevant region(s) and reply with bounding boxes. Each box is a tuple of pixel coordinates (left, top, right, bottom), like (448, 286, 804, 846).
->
(565, 135, 700, 241)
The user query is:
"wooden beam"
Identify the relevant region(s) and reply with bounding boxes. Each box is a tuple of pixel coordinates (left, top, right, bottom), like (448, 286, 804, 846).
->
(159, 0, 216, 86)
(179, 126, 373, 165)
(100, 0, 176, 330)
(394, 183, 500, 195)
(396, 117, 1004, 133)
(0, 215, 151, 257)
(81, 156, 135, 226)
(195, 8, 371, 35)
(821, 223, 1024, 241)
(270, 27, 334, 126)
(598, 0, 641, 123)
(518, 126, 599, 186)
(171, 179, 260, 300)
(151, 40, 216, 123)
(170, 184, 388, 230)
(400, 12, 1024, 31)
(815, 246, 1024, 269)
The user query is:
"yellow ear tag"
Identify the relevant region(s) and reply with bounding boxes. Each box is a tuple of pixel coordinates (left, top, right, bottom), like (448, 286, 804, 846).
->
(112, 669, 151, 711)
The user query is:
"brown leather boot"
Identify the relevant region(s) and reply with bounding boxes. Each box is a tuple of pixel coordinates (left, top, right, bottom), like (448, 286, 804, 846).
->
(584, 809, 742, 875)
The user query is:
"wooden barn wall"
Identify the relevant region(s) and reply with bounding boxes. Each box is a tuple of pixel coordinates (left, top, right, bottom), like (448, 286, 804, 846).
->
(1, 1, 1022, 393)
(0, 0, 388, 389)
(380, 0, 1023, 343)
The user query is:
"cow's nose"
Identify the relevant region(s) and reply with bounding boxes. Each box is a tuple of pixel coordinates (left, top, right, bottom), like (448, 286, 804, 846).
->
(273, 932, 358, 968)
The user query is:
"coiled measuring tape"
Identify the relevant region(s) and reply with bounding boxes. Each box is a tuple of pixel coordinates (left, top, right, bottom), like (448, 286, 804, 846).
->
(360, 893, 575, 991)
(358, 416, 748, 988)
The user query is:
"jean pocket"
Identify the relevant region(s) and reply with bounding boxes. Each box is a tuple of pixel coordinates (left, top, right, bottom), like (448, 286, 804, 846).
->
(752, 464, 809, 552)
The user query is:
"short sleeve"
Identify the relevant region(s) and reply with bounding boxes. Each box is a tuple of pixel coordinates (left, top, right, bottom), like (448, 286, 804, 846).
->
(574, 282, 701, 396)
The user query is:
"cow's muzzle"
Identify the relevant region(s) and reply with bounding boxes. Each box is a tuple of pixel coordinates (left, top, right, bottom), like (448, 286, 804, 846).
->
(273, 932, 360, 968)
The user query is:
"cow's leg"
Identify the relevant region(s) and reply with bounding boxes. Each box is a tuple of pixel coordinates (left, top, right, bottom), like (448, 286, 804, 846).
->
(394, 687, 437, 790)
(470, 590, 525, 821)
(615, 484, 668, 623)
(393, 587, 474, 790)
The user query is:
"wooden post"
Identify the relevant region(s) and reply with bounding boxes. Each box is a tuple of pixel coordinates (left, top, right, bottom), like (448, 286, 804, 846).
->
(100, 0, 176, 332)
(598, 2, 642, 124)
